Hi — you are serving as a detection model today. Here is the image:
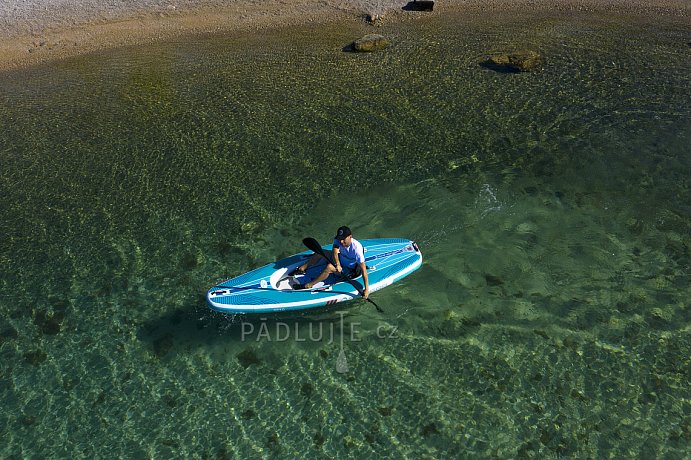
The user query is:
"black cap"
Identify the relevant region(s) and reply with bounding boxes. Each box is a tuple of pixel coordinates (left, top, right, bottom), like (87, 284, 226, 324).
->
(334, 226, 352, 240)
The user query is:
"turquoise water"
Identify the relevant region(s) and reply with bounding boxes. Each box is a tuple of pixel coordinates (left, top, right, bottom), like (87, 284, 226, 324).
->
(1, 10, 689, 458)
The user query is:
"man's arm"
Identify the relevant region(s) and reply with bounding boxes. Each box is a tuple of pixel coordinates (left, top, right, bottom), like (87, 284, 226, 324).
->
(332, 246, 342, 273)
(360, 261, 369, 299)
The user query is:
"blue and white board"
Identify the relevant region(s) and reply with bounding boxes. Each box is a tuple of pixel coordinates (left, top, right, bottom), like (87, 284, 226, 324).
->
(207, 238, 422, 314)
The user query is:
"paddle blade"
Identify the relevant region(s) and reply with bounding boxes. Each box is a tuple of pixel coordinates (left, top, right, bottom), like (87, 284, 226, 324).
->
(336, 349, 349, 373)
(302, 237, 323, 255)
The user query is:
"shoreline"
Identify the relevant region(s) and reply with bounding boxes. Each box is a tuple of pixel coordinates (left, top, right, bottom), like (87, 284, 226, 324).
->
(0, 1, 354, 72)
(0, 0, 688, 72)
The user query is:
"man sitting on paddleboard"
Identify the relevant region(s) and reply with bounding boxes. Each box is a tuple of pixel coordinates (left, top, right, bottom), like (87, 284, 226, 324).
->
(292, 226, 369, 299)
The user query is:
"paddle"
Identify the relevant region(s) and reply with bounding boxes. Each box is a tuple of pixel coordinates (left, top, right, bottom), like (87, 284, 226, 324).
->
(302, 237, 383, 313)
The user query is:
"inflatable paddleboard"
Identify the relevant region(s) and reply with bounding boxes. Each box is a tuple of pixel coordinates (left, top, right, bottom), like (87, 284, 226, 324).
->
(207, 238, 422, 314)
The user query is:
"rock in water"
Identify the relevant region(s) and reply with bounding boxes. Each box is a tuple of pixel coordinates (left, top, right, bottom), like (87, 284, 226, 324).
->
(484, 50, 544, 72)
(352, 34, 391, 52)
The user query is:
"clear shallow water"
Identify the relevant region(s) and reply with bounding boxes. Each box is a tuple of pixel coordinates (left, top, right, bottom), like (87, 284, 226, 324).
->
(1, 10, 689, 458)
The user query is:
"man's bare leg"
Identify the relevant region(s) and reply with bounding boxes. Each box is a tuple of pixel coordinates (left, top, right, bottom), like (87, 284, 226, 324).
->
(305, 264, 337, 288)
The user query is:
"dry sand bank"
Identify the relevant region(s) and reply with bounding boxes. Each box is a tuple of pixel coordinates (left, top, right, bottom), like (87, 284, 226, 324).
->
(0, 0, 688, 71)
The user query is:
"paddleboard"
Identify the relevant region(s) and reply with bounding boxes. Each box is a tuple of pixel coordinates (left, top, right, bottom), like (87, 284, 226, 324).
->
(207, 238, 422, 314)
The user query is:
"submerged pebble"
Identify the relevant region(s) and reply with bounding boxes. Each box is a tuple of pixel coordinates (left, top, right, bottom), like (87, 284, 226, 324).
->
(180, 252, 198, 269)
(237, 348, 260, 368)
(0, 327, 18, 343)
(313, 431, 325, 448)
(378, 406, 393, 416)
(485, 274, 504, 286)
(20, 415, 37, 427)
(33, 310, 64, 335)
(266, 431, 280, 451)
(421, 422, 440, 437)
(24, 350, 47, 365)
(300, 382, 314, 398)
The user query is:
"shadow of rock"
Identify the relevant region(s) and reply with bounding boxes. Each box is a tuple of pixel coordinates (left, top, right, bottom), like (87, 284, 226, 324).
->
(403, 1, 435, 11)
(479, 60, 523, 74)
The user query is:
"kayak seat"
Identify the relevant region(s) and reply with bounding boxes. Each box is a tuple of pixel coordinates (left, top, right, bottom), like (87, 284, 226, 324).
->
(288, 267, 306, 277)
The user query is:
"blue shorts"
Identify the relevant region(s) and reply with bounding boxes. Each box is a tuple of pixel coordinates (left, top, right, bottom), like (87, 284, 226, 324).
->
(342, 264, 362, 279)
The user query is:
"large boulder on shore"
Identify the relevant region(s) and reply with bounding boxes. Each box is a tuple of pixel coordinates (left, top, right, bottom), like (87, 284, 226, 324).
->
(484, 50, 544, 72)
(352, 34, 391, 52)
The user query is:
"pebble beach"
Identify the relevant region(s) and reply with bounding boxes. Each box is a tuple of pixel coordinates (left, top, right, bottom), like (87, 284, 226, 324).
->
(1, 0, 688, 71)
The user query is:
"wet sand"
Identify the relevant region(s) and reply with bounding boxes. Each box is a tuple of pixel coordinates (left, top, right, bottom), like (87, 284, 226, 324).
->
(0, 0, 688, 71)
